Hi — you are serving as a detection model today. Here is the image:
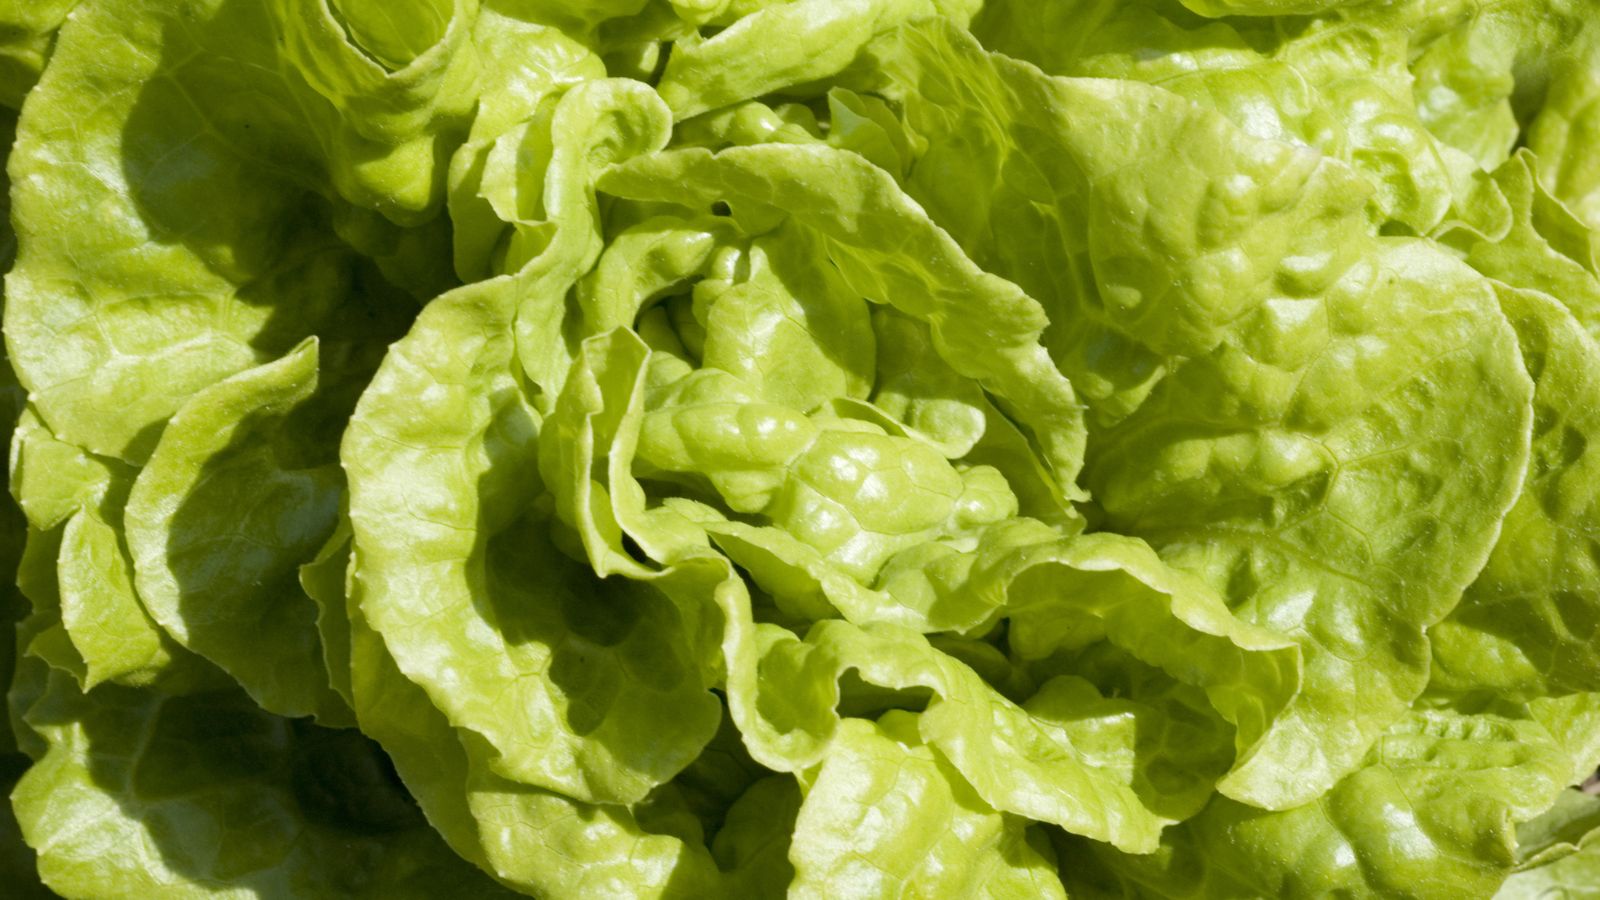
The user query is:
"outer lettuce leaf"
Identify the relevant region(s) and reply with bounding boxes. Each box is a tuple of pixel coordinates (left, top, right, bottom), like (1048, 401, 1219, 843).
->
(1444, 151, 1600, 331)
(348, 281, 722, 805)
(972, 0, 1586, 236)
(1002, 532, 1300, 778)
(4, 0, 448, 466)
(343, 516, 793, 898)
(56, 509, 178, 691)
(0, 102, 47, 898)
(1429, 281, 1600, 700)
(863, 20, 1375, 420)
(9, 408, 198, 694)
(350, 614, 773, 899)
(1070, 697, 1600, 899)
(9, 409, 127, 538)
(1, 4, 491, 891)
(738, 617, 1246, 854)
(970, 0, 1452, 230)
(123, 340, 353, 724)
(869, 19, 1537, 808)
(299, 516, 358, 713)
(1095, 233, 1534, 812)
(10, 660, 507, 899)
(1404, 2, 1579, 170)
(0, 753, 47, 900)
(273, 0, 481, 224)
(346, 78, 731, 808)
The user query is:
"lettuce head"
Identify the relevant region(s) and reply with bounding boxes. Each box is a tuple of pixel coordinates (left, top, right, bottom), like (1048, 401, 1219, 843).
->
(1, 0, 1600, 897)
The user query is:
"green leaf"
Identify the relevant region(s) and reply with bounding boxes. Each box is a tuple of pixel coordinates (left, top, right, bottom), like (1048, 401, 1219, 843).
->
(351, 285, 721, 804)
(1528, 26, 1600, 232)
(1500, 841, 1600, 899)
(968, 1, 1518, 234)
(1500, 790, 1600, 899)
(1002, 532, 1300, 789)
(1444, 151, 1600, 331)
(745, 619, 1198, 853)
(11, 662, 505, 899)
(870, 18, 1536, 807)
(9, 408, 200, 695)
(0, 0, 75, 109)
(600, 141, 1090, 501)
(124, 339, 352, 725)
(445, 11, 605, 282)
(789, 713, 1066, 900)
(1080, 698, 1593, 898)
(655, 0, 977, 119)
(300, 516, 358, 712)
(57, 508, 182, 690)
(345, 548, 782, 898)
(1514, 789, 1600, 873)
(5, 0, 445, 464)
(506, 77, 675, 397)
(1430, 283, 1600, 700)
(697, 224, 875, 412)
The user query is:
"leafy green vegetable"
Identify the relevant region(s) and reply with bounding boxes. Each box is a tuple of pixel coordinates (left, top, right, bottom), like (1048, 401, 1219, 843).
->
(3, 0, 1600, 897)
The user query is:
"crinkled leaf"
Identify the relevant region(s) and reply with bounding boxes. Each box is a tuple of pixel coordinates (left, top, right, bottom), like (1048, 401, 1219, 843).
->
(124, 340, 351, 725)
(1078, 698, 1596, 898)
(11, 661, 504, 899)
(4, 0, 447, 464)
(870, 19, 1536, 807)
(789, 713, 1066, 900)
(600, 141, 1089, 501)
(1430, 283, 1600, 700)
